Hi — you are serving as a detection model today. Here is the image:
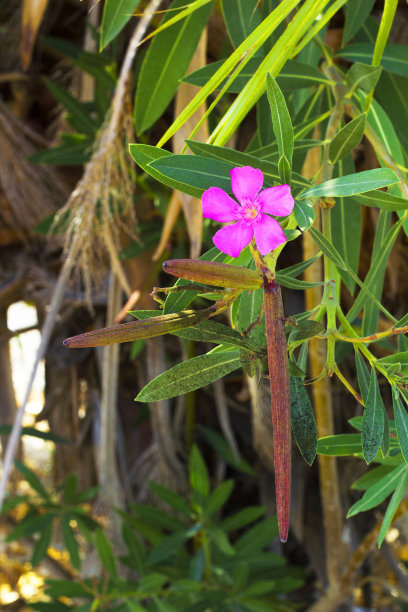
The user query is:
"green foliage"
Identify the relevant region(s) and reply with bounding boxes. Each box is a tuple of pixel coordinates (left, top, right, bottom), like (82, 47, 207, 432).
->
(134, 0, 213, 133)
(5, 464, 99, 568)
(15, 450, 303, 611)
(100, 0, 141, 50)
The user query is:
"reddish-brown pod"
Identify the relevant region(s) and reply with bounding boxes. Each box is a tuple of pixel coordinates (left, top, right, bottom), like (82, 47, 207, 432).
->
(263, 275, 291, 543)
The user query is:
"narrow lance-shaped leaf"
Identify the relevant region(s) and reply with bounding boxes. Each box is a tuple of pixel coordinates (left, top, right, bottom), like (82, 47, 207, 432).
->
(221, 0, 261, 48)
(263, 276, 291, 543)
(299, 168, 399, 199)
(134, 0, 213, 133)
(347, 464, 406, 517)
(266, 73, 294, 170)
(136, 350, 241, 402)
(354, 349, 370, 402)
(362, 367, 385, 464)
(289, 376, 317, 465)
(100, 0, 140, 50)
(329, 114, 366, 164)
(378, 467, 408, 548)
(392, 390, 408, 464)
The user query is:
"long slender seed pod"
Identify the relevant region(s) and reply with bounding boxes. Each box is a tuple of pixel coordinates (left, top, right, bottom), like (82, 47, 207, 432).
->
(263, 275, 291, 543)
(163, 259, 262, 289)
(64, 310, 203, 348)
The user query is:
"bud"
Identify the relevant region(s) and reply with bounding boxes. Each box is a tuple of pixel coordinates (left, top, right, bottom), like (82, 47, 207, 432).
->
(64, 310, 203, 348)
(163, 259, 262, 290)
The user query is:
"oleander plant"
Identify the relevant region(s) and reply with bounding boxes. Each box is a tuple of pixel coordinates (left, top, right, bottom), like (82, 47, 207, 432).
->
(2, 0, 408, 610)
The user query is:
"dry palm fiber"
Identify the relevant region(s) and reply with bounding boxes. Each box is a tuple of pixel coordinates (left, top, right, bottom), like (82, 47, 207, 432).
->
(0, 99, 68, 234)
(53, 0, 163, 299)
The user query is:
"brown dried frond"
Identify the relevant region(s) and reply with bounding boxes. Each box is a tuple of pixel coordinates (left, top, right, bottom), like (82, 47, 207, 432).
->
(0, 100, 69, 235)
(54, 92, 137, 299)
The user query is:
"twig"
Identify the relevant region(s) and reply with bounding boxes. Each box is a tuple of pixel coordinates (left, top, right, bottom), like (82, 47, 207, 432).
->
(213, 379, 240, 462)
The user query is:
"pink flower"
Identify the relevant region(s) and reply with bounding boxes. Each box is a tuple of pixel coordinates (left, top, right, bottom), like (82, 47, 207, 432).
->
(202, 166, 294, 258)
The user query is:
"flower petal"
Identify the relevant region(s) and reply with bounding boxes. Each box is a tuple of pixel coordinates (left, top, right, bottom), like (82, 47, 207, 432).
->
(202, 187, 239, 222)
(254, 214, 286, 255)
(212, 222, 253, 258)
(230, 166, 263, 205)
(255, 184, 294, 216)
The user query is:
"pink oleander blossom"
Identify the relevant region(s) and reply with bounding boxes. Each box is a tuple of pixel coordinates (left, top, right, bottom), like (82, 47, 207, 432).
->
(202, 166, 294, 258)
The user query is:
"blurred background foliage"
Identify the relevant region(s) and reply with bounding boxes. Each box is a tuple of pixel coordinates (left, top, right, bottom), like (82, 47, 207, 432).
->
(1, 0, 408, 610)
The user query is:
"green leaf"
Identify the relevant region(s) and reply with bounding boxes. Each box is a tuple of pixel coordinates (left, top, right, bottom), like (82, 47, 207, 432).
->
(132, 311, 258, 351)
(378, 468, 408, 547)
(148, 482, 190, 517)
(136, 350, 241, 402)
(43, 35, 116, 90)
(14, 460, 51, 501)
(134, 0, 212, 133)
(354, 190, 408, 211)
(279, 253, 322, 278)
(95, 529, 118, 579)
(275, 275, 325, 291)
(132, 503, 185, 531)
(45, 579, 91, 598)
(146, 531, 189, 566)
(288, 320, 324, 344)
(362, 368, 385, 464)
(6, 513, 56, 542)
(343, 0, 375, 45)
(100, 0, 140, 50)
(300, 168, 399, 199)
(331, 157, 361, 292)
(346, 214, 404, 325)
(337, 43, 408, 78)
(221, 0, 261, 48)
(328, 114, 366, 164)
(204, 480, 234, 517)
(31, 520, 53, 567)
(317, 434, 362, 456)
(190, 445, 210, 497)
(122, 523, 146, 574)
(278, 154, 291, 184)
(235, 518, 278, 554)
(346, 62, 382, 94)
(199, 426, 255, 475)
(174, 320, 258, 351)
(308, 227, 346, 270)
(362, 209, 391, 335)
(42, 77, 98, 136)
(377, 352, 408, 368)
(185, 140, 310, 191)
(266, 73, 294, 166)
(61, 515, 81, 570)
(393, 391, 408, 464)
(220, 507, 266, 532)
(149, 154, 232, 198)
(236, 288, 265, 348)
(293, 199, 315, 231)
(289, 376, 317, 465)
(347, 463, 407, 517)
(355, 349, 371, 402)
(183, 57, 331, 93)
(352, 464, 394, 491)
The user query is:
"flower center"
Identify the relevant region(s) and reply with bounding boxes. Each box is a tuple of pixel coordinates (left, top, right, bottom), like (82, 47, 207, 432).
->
(243, 206, 258, 220)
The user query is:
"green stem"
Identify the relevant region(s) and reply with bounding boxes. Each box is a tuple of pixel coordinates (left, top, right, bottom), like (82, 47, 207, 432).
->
(364, 0, 399, 113)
